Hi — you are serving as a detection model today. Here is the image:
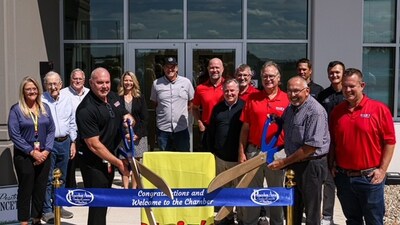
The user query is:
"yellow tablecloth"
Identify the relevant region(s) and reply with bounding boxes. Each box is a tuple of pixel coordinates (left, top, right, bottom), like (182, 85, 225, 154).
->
(141, 152, 215, 225)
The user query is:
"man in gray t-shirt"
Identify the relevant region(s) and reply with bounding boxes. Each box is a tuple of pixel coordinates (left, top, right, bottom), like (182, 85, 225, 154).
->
(150, 57, 194, 151)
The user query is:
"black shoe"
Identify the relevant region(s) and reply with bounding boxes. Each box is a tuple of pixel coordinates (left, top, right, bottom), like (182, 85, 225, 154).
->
(218, 217, 235, 225)
(31, 218, 42, 225)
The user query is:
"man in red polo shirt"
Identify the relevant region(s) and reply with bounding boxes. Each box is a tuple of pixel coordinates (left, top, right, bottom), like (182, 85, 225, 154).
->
(238, 61, 289, 225)
(193, 58, 225, 151)
(234, 64, 259, 102)
(329, 68, 396, 225)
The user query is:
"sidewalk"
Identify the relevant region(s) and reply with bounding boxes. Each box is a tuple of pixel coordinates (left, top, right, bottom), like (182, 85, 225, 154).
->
(55, 170, 346, 225)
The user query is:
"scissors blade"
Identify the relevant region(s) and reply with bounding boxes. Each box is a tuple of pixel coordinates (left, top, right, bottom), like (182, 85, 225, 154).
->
(208, 152, 267, 193)
(127, 157, 158, 225)
(214, 167, 259, 221)
(136, 160, 174, 199)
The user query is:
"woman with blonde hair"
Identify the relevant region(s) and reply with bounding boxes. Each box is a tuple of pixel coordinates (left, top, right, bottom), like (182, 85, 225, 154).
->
(8, 76, 55, 225)
(117, 71, 148, 189)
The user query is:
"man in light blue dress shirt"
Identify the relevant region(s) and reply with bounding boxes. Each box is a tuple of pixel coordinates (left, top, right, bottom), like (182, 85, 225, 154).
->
(41, 71, 77, 223)
(60, 68, 89, 189)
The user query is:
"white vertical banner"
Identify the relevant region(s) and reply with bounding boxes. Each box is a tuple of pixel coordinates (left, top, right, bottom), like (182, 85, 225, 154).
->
(0, 186, 18, 223)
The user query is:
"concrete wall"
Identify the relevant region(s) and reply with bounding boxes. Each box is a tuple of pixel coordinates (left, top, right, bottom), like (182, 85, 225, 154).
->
(311, 0, 363, 88)
(0, 0, 60, 185)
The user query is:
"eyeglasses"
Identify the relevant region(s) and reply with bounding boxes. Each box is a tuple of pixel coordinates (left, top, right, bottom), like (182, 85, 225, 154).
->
(46, 82, 61, 88)
(105, 103, 115, 118)
(236, 73, 251, 78)
(262, 74, 278, 80)
(287, 87, 307, 95)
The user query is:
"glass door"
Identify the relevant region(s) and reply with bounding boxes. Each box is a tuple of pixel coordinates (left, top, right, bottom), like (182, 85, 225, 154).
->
(127, 43, 184, 150)
(186, 43, 242, 151)
(128, 42, 242, 151)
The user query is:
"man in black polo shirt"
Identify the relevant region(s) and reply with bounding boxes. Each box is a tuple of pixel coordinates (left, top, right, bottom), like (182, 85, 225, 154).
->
(76, 67, 134, 225)
(207, 78, 244, 225)
(317, 61, 346, 225)
(296, 58, 324, 99)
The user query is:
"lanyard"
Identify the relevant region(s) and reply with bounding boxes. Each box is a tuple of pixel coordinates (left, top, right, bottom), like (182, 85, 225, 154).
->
(29, 111, 39, 140)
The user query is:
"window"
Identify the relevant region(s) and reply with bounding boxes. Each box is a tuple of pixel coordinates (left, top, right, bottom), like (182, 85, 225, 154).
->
(247, 0, 308, 39)
(247, 44, 307, 90)
(64, 43, 123, 90)
(187, 0, 242, 39)
(363, 0, 397, 115)
(129, 0, 183, 39)
(64, 0, 124, 40)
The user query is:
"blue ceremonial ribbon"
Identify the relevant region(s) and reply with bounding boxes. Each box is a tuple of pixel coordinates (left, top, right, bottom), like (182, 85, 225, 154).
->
(55, 188, 293, 208)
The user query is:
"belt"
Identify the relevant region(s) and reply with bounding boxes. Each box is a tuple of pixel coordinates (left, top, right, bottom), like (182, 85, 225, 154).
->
(55, 136, 69, 142)
(299, 154, 326, 162)
(337, 167, 377, 177)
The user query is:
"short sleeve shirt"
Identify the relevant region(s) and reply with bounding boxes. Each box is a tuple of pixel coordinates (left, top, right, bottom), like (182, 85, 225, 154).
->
(192, 80, 224, 125)
(317, 86, 345, 118)
(240, 89, 289, 148)
(150, 76, 194, 132)
(283, 95, 330, 156)
(239, 85, 259, 102)
(76, 91, 128, 164)
(330, 95, 396, 170)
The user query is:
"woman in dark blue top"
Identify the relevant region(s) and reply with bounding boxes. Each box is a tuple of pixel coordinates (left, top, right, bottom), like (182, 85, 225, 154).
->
(117, 71, 148, 189)
(8, 76, 55, 225)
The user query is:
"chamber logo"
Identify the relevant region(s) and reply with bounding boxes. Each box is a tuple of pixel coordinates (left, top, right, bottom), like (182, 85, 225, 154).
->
(251, 189, 279, 205)
(66, 189, 94, 206)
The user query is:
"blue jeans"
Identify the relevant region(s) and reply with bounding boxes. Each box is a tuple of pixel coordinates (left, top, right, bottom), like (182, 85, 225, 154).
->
(157, 128, 190, 152)
(43, 136, 71, 213)
(335, 171, 385, 225)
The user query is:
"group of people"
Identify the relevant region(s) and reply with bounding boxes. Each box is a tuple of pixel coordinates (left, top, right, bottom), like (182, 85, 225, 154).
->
(7, 56, 395, 225)
(200, 58, 394, 225)
(8, 67, 145, 225)
(8, 69, 89, 225)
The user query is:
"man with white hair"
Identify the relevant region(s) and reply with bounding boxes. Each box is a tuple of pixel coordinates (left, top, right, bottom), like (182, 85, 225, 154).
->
(41, 71, 76, 223)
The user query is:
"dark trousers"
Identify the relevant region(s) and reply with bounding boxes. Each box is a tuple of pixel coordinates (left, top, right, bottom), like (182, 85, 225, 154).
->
(13, 149, 51, 222)
(65, 157, 77, 188)
(322, 158, 335, 218)
(80, 160, 114, 225)
(287, 158, 325, 225)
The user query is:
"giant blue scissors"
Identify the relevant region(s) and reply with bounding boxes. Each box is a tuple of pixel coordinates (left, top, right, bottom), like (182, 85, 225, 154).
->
(207, 114, 283, 221)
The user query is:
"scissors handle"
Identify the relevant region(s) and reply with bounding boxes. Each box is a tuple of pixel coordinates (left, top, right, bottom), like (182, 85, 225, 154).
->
(261, 115, 283, 164)
(121, 119, 135, 157)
